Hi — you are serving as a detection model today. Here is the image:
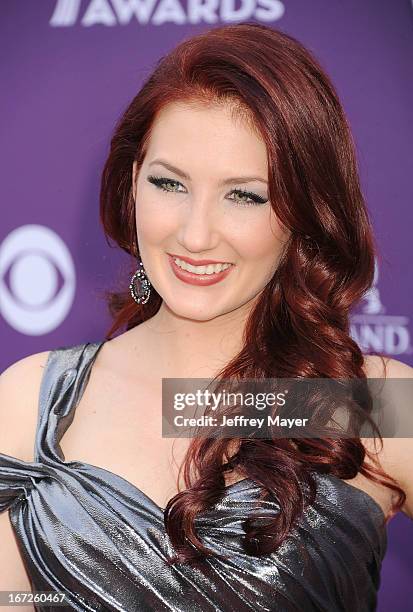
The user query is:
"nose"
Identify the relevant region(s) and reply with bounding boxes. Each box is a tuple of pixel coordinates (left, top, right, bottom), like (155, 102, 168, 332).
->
(176, 195, 221, 254)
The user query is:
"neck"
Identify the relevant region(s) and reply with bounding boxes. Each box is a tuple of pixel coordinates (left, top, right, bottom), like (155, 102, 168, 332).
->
(136, 298, 256, 379)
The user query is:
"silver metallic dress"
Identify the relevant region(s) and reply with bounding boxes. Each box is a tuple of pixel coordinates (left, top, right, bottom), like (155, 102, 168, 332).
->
(0, 342, 387, 611)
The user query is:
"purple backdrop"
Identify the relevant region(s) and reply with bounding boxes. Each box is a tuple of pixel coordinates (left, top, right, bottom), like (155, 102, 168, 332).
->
(1, 0, 412, 607)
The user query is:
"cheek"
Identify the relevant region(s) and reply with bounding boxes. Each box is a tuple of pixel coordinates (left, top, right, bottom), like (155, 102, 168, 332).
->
(135, 193, 176, 244)
(231, 211, 287, 264)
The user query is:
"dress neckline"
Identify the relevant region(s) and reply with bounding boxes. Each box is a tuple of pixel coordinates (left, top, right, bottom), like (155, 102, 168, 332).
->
(52, 339, 387, 523)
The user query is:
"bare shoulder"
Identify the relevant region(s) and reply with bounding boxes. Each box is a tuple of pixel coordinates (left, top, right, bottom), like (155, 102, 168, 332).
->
(0, 350, 51, 462)
(362, 353, 413, 379)
(362, 354, 413, 520)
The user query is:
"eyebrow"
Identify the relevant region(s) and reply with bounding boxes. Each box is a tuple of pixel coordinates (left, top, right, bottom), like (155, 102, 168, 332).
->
(148, 158, 268, 185)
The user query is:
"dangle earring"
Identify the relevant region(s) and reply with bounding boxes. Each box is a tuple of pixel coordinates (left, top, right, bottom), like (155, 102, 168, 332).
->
(129, 258, 151, 305)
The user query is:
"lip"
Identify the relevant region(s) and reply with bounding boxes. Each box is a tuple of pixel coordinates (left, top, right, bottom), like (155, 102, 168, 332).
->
(167, 254, 234, 286)
(167, 253, 233, 266)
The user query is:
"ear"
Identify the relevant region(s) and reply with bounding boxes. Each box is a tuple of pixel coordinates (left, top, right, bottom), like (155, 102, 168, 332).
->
(132, 161, 138, 202)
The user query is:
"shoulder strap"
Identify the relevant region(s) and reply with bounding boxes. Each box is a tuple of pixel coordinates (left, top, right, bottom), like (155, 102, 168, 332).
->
(34, 341, 105, 464)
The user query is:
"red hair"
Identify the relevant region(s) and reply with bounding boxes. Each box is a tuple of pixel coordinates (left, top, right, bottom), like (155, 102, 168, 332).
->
(99, 22, 405, 565)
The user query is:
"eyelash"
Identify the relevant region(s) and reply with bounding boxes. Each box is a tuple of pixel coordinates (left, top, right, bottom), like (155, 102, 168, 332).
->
(146, 175, 268, 207)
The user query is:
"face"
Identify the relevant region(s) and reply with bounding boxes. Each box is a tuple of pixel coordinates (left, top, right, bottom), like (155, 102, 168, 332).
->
(132, 101, 289, 322)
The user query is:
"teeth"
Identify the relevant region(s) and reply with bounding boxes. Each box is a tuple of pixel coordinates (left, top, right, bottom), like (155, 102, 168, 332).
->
(173, 257, 232, 275)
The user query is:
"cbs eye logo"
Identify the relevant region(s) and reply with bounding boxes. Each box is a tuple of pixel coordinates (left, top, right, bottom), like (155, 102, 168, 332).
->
(0, 225, 75, 335)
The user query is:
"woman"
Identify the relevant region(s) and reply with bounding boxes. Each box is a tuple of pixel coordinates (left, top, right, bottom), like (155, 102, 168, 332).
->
(0, 22, 412, 612)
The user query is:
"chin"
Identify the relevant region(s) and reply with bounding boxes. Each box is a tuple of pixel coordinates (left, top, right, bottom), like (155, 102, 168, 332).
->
(164, 297, 230, 322)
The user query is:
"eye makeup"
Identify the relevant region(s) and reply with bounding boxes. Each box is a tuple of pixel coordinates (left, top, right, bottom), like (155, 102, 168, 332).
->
(146, 175, 268, 206)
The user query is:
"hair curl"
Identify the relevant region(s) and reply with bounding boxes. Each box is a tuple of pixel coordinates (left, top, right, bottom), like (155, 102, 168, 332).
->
(99, 22, 405, 565)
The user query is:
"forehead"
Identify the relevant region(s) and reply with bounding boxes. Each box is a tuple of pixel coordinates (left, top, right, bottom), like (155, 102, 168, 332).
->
(144, 101, 268, 177)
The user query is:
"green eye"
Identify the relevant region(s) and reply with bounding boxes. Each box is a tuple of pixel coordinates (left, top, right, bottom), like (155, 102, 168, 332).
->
(147, 175, 184, 192)
(228, 189, 268, 206)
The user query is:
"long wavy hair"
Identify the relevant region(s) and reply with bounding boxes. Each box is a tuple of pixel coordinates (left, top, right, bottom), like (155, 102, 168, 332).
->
(99, 22, 405, 565)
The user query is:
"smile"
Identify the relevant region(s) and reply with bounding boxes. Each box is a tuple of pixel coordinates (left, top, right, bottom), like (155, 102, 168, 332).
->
(173, 257, 231, 275)
(168, 254, 234, 286)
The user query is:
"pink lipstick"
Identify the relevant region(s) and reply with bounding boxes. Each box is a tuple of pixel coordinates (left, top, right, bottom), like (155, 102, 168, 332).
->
(167, 254, 234, 286)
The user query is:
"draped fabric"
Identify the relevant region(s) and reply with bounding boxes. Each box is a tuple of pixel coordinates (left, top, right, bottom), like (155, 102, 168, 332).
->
(0, 342, 387, 611)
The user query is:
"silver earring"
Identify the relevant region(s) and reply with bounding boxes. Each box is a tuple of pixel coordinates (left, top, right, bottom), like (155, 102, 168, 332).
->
(129, 259, 151, 305)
